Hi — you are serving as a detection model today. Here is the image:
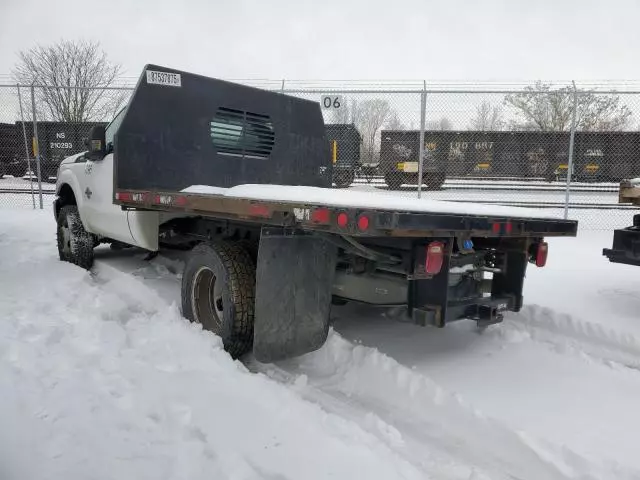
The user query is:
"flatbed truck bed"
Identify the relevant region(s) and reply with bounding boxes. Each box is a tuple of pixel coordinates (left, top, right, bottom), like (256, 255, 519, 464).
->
(54, 64, 578, 363)
(114, 183, 577, 238)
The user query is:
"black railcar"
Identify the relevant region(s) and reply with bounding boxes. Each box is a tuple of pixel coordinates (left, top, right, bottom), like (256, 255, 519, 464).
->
(325, 123, 361, 187)
(0, 122, 23, 177)
(0, 121, 107, 180)
(379, 129, 640, 183)
(16, 121, 107, 180)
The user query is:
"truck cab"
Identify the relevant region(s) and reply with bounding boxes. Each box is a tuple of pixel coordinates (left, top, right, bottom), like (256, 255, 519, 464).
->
(55, 107, 164, 252)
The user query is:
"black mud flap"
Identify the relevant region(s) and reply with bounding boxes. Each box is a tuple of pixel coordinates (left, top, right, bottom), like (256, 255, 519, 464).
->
(253, 228, 338, 363)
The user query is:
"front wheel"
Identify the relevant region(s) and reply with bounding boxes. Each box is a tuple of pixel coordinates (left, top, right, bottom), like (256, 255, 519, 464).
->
(56, 205, 96, 270)
(181, 241, 256, 358)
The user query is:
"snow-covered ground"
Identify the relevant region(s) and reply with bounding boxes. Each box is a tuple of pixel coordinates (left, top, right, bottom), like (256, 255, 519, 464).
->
(3, 207, 640, 478)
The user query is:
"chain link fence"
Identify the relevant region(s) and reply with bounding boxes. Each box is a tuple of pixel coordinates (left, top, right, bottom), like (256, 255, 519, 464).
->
(1, 81, 640, 231)
(0, 84, 133, 210)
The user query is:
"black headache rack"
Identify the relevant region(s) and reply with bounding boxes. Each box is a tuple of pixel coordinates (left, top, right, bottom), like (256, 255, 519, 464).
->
(114, 188, 579, 238)
(113, 64, 332, 193)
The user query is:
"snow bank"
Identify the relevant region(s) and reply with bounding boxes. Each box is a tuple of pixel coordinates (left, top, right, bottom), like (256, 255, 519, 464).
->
(253, 331, 637, 480)
(181, 184, 570, 220)
(0, 210, 428, 480)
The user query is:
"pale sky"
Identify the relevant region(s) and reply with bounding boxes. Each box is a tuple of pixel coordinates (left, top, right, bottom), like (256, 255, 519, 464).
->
(2, 0, 640, 85)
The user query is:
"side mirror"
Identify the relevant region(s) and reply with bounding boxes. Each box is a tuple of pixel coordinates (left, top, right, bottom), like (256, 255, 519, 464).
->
(87, 126, 106, 160)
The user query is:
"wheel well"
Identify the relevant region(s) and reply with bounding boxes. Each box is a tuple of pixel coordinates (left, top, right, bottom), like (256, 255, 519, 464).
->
(55, 184, 76, 219)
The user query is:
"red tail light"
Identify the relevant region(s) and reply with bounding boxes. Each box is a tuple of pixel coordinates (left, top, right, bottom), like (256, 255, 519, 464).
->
(535, 242, 548, 267)
(357, 215, 370, 231)
(116, 191, 132, 202)
(337, 212, 349, 228)
(249, 204, 271, 218)
(311, 208, 330, 224)
(426, 241, 445, 275)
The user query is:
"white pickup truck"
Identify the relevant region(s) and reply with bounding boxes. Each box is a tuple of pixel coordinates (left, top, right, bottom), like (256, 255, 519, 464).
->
(53, 64, 578, 363)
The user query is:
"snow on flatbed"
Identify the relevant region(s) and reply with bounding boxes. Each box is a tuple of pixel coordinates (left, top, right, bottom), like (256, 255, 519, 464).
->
(4, 209, 640, 479)
(181, 184, 573, 220)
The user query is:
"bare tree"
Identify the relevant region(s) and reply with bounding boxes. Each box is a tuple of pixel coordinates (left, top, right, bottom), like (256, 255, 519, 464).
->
(330, 97, 354, 124)
(425, 117, 453, 130)
(504, 81, 632, 131)
(469, 101, 504, 130)
(354, 99, 392, 163)
(439, 117, 453, 130)
(13, 39, 126, 122)
(385, 112, 404, 130)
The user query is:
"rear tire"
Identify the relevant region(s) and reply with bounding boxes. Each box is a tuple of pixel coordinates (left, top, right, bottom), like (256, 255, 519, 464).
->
(56, 205, 95, 270)
(236, 239, 259, 266)
(181, 241, 256, 358)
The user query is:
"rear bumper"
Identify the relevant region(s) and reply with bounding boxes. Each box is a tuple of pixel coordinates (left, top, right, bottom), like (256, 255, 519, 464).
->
(412, 295, 511, 328)
(603, 227, 640, 267)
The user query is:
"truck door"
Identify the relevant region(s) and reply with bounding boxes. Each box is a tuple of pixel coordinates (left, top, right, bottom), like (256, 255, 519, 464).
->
(82, 151, 135, 245)
(81, 108, 134, 244)
(82, 108, 160, 251)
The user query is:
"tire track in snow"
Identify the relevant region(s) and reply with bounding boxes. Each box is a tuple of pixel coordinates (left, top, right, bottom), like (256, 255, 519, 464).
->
(502, 305, 640, 371)
(246, 332, 640, 480)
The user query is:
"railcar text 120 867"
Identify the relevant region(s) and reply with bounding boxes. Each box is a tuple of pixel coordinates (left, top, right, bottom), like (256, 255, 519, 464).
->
(379, 129, 640, 186)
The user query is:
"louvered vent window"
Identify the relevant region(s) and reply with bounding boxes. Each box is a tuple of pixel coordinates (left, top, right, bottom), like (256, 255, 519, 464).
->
(210, 107, 274, 159)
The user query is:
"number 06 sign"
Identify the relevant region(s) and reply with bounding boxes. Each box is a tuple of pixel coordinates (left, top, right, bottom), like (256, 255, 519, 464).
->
(320, 95, 344, 110)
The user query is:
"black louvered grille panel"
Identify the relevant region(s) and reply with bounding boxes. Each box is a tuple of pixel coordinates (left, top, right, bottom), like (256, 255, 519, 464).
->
(210, 107, 274, 159)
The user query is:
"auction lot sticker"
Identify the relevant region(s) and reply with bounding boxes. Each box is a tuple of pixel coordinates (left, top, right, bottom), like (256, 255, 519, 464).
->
(146, 70, 182, 87)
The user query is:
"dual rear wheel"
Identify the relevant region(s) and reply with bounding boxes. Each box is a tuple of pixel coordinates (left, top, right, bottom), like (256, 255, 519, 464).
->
(181, 241, 257, 358)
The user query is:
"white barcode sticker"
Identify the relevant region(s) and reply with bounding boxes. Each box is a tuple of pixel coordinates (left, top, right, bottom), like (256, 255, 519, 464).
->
(146, 70, 182, 87)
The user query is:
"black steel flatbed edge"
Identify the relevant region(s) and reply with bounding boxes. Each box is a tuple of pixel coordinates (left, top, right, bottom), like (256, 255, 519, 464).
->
(114, 188, 579, 238)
